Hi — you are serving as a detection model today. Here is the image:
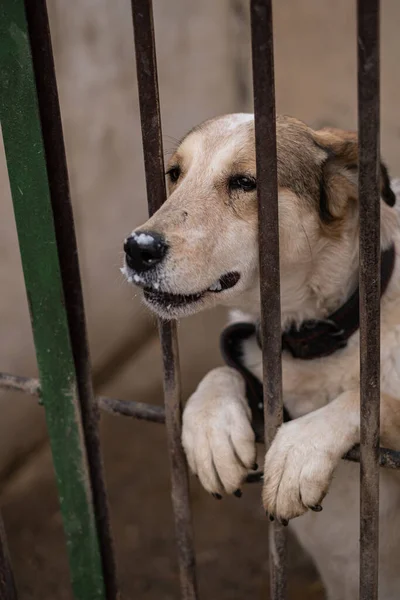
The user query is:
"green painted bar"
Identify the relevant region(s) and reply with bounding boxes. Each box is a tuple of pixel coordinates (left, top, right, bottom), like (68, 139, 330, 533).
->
(0, 2, 106, 599)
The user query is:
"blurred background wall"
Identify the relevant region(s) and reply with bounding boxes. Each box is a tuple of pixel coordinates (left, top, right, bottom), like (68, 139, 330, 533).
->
(0, 1, 399, 598)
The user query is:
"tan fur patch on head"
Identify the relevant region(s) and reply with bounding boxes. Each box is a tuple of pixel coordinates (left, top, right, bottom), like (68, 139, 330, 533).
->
(276, 116, 326, 209)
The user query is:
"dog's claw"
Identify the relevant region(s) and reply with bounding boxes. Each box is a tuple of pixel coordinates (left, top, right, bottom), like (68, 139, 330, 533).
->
(252, 463, 258, 471)
(212, 493, 222, 500)
(281, 519, 289, 527)
(309, 504, 323, 512)
(267, 513, 275, 522)
(233, 489, 242, 498)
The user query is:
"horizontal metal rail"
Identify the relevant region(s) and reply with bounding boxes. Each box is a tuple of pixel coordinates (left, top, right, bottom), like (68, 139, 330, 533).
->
(3, 373, 400, 472)
(0, 373, 165, 423)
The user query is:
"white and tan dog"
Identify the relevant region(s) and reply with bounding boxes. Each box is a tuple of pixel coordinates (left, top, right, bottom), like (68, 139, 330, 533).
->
(122, 114, 400, 599)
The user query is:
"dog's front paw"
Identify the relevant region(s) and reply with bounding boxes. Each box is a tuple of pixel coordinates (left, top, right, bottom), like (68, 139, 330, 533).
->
(262, 416, 340, 523)
(182, 367, 257, 496)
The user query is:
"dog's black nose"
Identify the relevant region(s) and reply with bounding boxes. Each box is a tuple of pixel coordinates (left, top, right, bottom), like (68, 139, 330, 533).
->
(124, 231, 168, 272)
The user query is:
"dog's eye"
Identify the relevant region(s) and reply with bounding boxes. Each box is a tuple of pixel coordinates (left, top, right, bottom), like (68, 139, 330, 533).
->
(229, 175, 256, 192)
(167, 166, 181, 183)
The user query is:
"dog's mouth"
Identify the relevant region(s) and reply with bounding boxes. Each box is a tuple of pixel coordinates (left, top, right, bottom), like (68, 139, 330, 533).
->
(143, 271, 241, 309)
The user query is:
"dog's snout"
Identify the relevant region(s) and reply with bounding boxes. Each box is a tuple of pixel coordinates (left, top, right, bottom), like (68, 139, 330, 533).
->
(124, 231, 168, 272)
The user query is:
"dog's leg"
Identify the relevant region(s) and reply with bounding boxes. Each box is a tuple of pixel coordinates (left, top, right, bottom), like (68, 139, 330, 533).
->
(262, 389, 400, 522)
(182, 366, 257, 496)
(262, 389, 360, 521)
(290, 458, 400, 600)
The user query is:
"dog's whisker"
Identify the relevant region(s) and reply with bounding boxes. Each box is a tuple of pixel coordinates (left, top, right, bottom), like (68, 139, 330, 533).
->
(163, 134, 181, 144)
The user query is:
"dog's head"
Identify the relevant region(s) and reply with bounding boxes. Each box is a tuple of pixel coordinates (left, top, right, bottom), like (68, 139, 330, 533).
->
(122, 114, 397, 320)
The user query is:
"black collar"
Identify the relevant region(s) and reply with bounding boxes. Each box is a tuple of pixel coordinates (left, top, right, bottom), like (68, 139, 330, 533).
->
(256, 244, 396, 360)
(220, 244, 395, 434)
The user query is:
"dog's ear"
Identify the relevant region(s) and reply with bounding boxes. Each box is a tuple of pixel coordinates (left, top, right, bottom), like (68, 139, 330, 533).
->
(314, 127, 396, 226)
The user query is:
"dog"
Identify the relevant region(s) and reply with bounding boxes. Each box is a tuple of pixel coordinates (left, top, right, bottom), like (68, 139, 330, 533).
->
(122, 113, 400, 599)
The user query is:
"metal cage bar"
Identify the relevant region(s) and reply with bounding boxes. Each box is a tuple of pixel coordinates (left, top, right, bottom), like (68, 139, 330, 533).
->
(0, 514, 17, 600)
(22, 2, 120, 598)
(250, 1, 287, 598)
(0, 1, 114, 598)
(358, 1, 381, 598)
(130, 2, 198, 599)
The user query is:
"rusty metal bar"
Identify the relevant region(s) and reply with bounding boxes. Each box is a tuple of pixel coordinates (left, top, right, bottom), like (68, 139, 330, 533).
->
(130, 2, 198, 598)
(0, 514, 17, 600)
(21, 2, 119, 597)
(99, 395, 165, 423)
(345, 445, 400, 470)
(358, 1, 381, 599)
(0, 373, 166, 424)
(250, 1, 287, 598)
(0, 373, 41, 398)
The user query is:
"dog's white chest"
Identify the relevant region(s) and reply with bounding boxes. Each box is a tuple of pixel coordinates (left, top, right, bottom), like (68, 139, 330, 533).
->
(242, 322, 400, 419)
